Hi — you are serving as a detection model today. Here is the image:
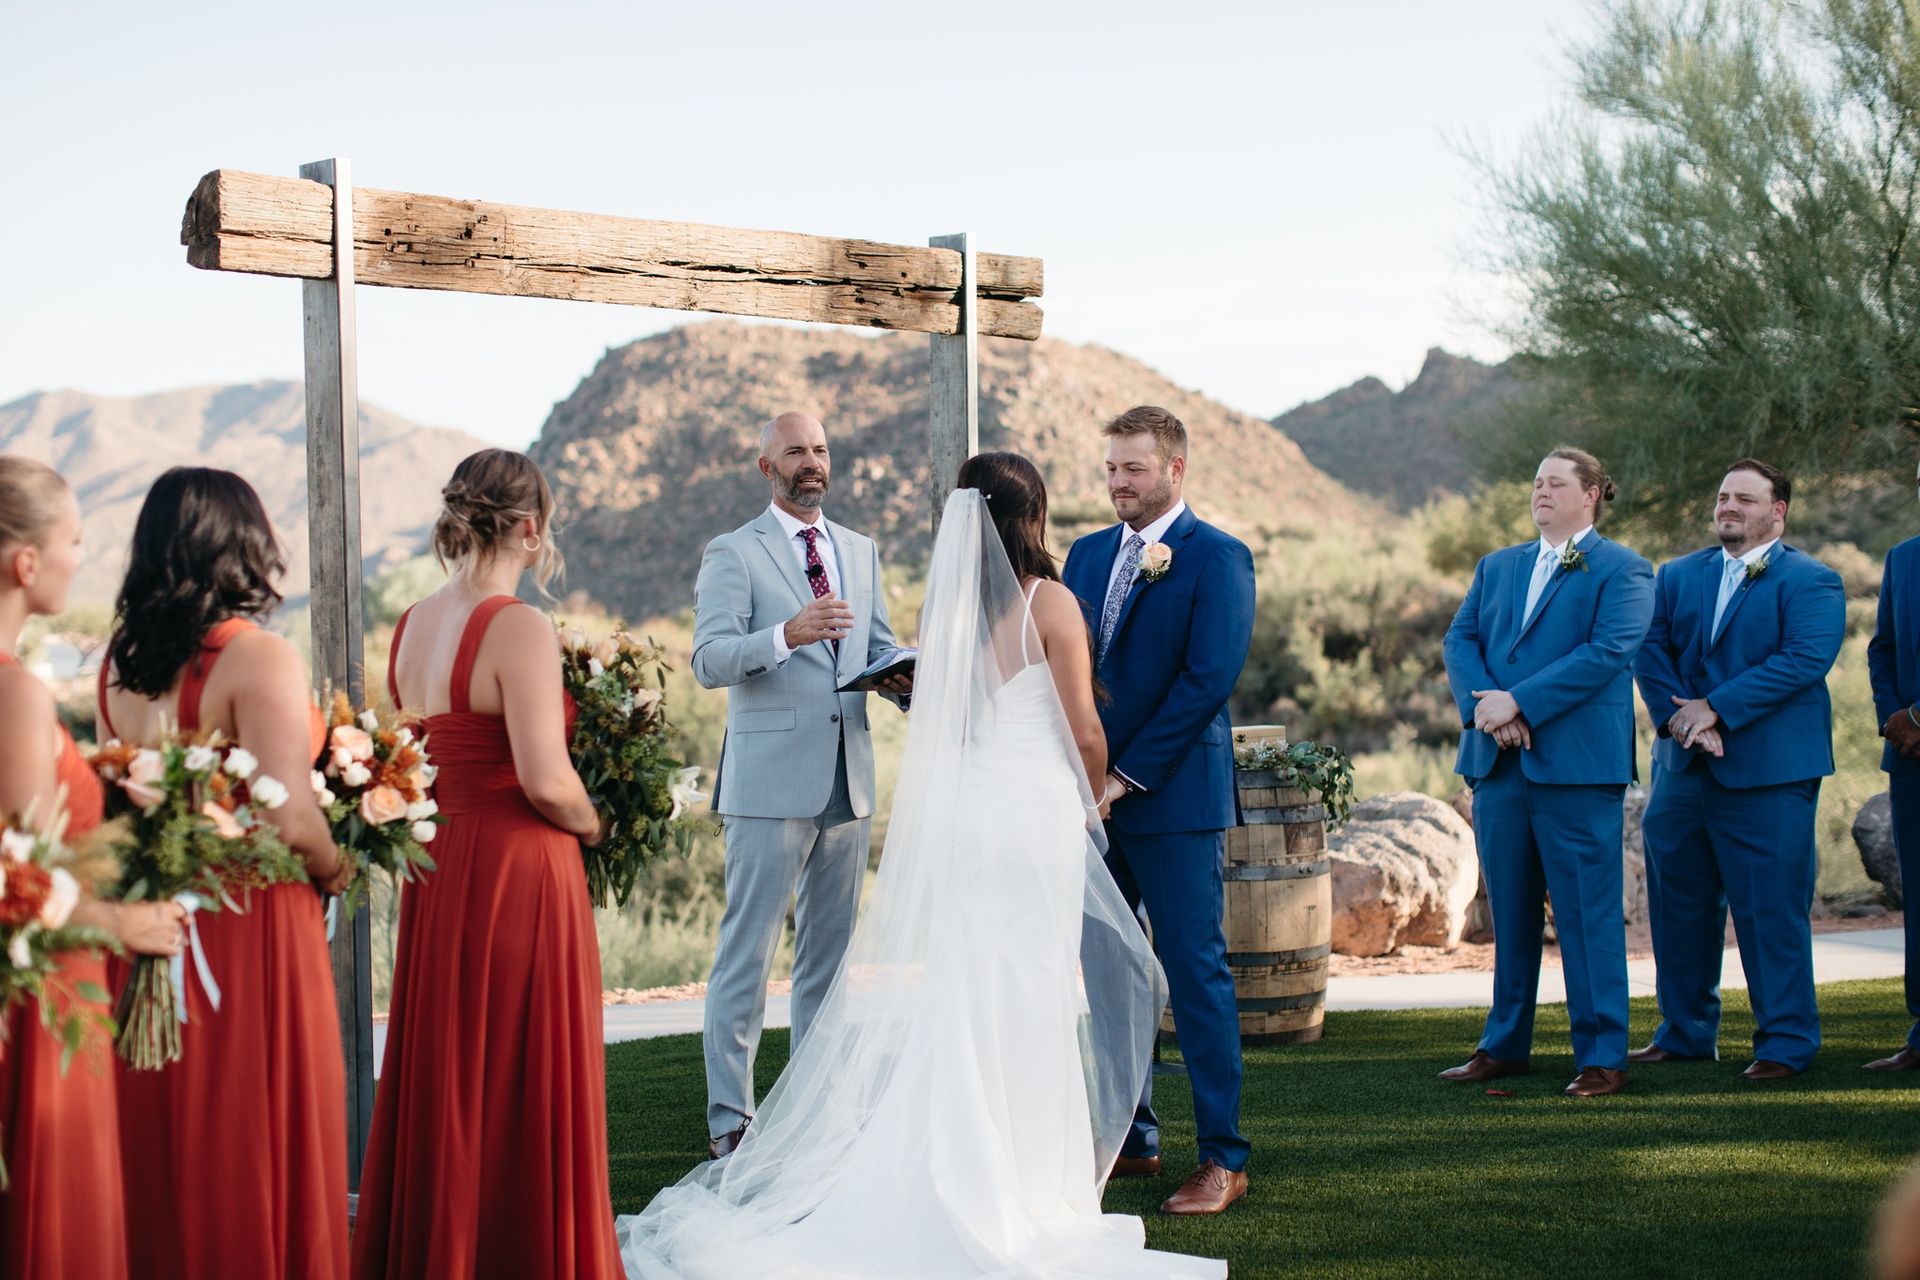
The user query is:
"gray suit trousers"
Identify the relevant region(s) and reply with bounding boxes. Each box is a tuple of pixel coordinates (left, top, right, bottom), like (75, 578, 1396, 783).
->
(703, 741, 866, 1136)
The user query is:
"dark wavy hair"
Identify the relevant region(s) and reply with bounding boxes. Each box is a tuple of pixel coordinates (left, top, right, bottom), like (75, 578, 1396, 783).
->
(956, 451, 1058, 585)
(108, 467, 285, 698)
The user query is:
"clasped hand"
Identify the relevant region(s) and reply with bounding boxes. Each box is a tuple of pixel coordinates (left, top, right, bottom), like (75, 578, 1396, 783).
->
(1882, 709, 1920, 760)
(1470, 689, 1531, 750)
(1667, 696, 1724, 757)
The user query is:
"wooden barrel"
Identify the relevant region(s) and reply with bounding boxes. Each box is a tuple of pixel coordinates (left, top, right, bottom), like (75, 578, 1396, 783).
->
(1160, 733, 1331, 1046)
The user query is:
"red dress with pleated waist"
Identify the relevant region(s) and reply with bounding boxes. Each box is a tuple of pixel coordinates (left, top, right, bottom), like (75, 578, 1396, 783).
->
(352, 595, 617, 1279)
(100, 618, 348, 1280)
(0, 652, 124, 1280)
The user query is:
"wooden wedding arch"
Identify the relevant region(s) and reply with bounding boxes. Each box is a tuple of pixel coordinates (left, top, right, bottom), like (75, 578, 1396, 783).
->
(178, 157, 1045, 1182)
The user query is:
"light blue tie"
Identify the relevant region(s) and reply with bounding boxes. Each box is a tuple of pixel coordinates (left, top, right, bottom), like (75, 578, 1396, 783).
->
(1522, 547, 1557, 627)
(1099, 534, 1144, 659)
(1711, 557, 1745, 639)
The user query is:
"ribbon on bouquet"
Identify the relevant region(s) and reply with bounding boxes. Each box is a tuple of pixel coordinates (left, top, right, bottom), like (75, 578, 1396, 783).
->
(325, 896, 337, 943)
(167, 892, 221, 1025)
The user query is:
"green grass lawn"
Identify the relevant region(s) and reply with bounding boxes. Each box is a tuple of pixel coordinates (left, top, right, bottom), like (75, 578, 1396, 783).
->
(606, 978, 1920, 1279)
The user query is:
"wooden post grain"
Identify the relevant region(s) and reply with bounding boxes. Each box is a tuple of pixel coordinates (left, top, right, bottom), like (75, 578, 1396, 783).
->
(299, 157, 375, 1188)
(927, 232, 979, 532)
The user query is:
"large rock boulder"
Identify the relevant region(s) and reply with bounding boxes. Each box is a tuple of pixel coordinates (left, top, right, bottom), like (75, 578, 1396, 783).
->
(1855, 792, 1902, 906)
(1329, 792, 1480, 956)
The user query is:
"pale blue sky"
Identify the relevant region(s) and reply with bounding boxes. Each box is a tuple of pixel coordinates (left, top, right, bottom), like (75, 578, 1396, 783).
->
(2, 0, 1591, 447)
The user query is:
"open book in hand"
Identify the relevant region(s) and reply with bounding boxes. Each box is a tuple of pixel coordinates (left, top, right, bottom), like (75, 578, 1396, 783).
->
(837, 647, 917, 694)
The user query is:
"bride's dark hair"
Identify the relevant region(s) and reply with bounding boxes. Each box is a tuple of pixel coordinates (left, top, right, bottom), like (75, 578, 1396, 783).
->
(956, 451, 1058, 584)
(108, 467, 285, 698)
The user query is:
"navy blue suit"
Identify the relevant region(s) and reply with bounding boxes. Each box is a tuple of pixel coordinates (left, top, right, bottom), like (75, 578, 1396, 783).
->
(1444, 530, 1654, 1069)
(1634, 543, 1844, 1069)
(1064, 506, 1255, 1172)
(1867, 536, 1920, 1052)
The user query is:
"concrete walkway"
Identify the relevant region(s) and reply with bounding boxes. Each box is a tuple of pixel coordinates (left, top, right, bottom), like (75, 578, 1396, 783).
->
(370, 928, 1906, 1072)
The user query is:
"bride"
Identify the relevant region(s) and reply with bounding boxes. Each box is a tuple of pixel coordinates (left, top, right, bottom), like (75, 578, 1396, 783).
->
(618, 453, 1226, 1278)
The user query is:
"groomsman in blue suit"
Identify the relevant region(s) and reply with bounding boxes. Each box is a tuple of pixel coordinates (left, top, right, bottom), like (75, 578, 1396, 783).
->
(1862, 455, 1920, 1072)
(1440, 447, 1653, 1097)
(1063, 405, 1256, 1216)
(1632, 459, 1844, 1080)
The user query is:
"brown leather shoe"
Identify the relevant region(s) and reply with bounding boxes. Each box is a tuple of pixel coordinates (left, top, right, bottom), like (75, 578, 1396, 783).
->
(707, 1119, 750, 1160)
(1626, 1042, 1703, 1064)
(1865, 1046, 1920, 1072)
(1741, 1059, 1799, 1082)
(1563, 1066, 1626, 1097)
(1159, 1161, 1248, 1216)
(1437, 1051, 1530, 1084)
(1108, 1154, 1162, 1179)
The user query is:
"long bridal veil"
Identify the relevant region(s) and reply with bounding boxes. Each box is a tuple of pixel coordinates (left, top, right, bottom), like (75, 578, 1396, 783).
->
(618, 488, 1211, 1279)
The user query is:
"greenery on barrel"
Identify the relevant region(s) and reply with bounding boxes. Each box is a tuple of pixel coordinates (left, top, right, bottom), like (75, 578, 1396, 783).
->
(1234, 739, 1355, 829)
(557, 624, 705, 909)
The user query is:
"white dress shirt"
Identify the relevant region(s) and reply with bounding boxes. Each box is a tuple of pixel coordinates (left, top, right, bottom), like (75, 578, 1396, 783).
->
(1712, 537, 1780, 637)
(1104, 500, 1189, 606)
(1523, 524, 1594, 625)
(768, 503, 841, 665)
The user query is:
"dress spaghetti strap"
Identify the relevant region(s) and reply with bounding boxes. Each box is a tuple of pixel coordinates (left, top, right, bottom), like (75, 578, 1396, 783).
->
(388, 606, 415, 711)
(1021, 578, 1043, 666)
(451, 596, 523, 715)
(96, 656, 118, 741)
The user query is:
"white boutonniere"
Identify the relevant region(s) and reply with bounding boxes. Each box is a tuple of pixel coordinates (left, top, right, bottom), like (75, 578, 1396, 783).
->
(1139, 542, 1173, 584)
(1742, 555, 1770, 588)
(1558, 545, 1588, 574)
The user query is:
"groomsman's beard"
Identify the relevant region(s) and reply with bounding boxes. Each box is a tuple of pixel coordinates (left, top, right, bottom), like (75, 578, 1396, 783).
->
(1717, 512, 1779, 555)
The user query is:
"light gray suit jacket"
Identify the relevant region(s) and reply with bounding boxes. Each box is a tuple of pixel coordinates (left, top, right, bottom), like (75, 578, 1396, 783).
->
(691, 508, 904, 820)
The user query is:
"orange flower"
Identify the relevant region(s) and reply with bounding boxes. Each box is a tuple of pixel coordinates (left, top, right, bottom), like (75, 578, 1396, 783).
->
(359, 786, 408, 827)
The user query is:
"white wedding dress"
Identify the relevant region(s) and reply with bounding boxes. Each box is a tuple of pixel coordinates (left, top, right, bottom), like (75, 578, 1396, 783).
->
(617, 490, 1226, 1279)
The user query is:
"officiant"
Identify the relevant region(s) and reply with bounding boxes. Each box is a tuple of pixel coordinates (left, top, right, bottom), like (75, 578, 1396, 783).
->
(689, 410, 911, 1160)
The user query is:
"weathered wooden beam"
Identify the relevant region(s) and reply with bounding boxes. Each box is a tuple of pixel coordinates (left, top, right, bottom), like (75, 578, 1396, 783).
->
(928, 231, 979, 534)
(182, 170, 1045, 340)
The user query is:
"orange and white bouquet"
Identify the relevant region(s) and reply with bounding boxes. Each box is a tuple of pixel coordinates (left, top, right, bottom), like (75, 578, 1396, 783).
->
(89, 735, 304, 1068)
(315, 693, 440, 917)
(0, 804, 118, 1185)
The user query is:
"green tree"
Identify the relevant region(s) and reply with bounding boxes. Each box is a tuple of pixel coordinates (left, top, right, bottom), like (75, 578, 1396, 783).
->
(1484, 0, 1920, 541)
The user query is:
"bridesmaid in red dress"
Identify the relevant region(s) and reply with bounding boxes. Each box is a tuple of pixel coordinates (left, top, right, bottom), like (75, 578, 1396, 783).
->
(353, 449, 616, 1279)
(0, 457, 186, 1280)
(97, 468, 354, 1280)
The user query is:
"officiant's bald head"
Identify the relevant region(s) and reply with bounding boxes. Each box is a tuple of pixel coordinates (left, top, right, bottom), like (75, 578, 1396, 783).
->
(759, 412, 831, 514)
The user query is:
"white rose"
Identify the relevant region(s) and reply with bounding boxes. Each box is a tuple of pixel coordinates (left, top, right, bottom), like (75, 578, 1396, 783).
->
(396, 727, 415, 746)
(224, 747, 258, 780)
(315, 787, 336, 808)
(8, 930, 32, 969)
(360, 709, 380, 731)
(39, 868, 80, 929)
(588, 657, 605, 678)
(184, 745, 219, 774)
(411, 820, 437, 844)
(311, 770, 329, 795)
(668, 766, 706, 822)
(250, 775, 290, 810)
(420, 764, 439, 786)
(330, 746, 353, 773)
(406, 798, 438, 822)
(0, 828, 34, 864)
(341, 763, 372, 788)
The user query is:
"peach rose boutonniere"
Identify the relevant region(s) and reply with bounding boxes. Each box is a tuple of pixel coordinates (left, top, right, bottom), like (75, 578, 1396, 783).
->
(1139, 542, 1174, 585)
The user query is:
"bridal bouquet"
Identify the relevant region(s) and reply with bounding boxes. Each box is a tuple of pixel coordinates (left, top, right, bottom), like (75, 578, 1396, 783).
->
(314, 693, 440, 917)
(0, 806, 119, 1186)
(89, 736, 305, 1068)
(557, 624, 703, 909)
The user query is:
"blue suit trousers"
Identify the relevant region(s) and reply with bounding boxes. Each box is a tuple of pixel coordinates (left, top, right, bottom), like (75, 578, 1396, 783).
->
(1643, 760, 1821, 1068)
(1886, 773, 1920, 1052)
(1103, 828, 1249, 1172)
(1472, 752, 1630, 1069)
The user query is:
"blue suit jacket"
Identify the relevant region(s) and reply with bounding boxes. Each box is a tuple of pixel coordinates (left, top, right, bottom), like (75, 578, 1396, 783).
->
(1634, 543, 1844, 788)
(1868, 535, 1920, 777)
(1063, 507, 1256, 836)
(1444, 530, 1654, 785)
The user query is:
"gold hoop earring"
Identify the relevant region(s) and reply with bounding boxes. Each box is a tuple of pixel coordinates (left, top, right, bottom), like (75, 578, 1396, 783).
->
(522, 535, 543, 553)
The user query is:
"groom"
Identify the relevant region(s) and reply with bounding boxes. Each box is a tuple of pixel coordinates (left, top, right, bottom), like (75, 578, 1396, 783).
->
(690, 410, 909, 1160)
(1064, 405, 1256, 1216)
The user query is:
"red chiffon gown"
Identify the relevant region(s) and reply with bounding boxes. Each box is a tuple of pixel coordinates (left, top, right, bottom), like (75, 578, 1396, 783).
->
(100, 618, 348, 1280)
(0, 652, 124, 1279)
(352, 595, 617, 1279)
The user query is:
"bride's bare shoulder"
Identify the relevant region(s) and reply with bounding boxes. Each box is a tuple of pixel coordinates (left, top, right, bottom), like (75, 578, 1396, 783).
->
(1025, 579, 1087, 632)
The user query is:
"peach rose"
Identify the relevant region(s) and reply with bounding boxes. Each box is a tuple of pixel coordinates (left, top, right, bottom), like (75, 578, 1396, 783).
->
(592, 637, 619, 668)
(124, 749, 167, 810)
(359, 785, 409, 827)
(201, 801, 245, 840)
(330, 725, 375, 763)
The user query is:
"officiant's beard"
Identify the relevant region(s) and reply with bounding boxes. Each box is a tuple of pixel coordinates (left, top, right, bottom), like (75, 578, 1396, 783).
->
(774, 463, 830, 510)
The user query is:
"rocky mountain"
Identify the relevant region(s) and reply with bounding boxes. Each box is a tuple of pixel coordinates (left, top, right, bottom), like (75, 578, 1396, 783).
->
(531, 322, 1368, 622)
(0, 383, 488, 608)
(1272, 348, 1529, 507)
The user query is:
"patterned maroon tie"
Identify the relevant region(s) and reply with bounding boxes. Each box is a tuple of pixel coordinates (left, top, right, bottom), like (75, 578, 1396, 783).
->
(799, 527, 832, 600)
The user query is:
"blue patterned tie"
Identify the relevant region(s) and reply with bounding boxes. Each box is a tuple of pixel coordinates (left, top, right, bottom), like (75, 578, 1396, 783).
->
(1099, 533, 1145, 660)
